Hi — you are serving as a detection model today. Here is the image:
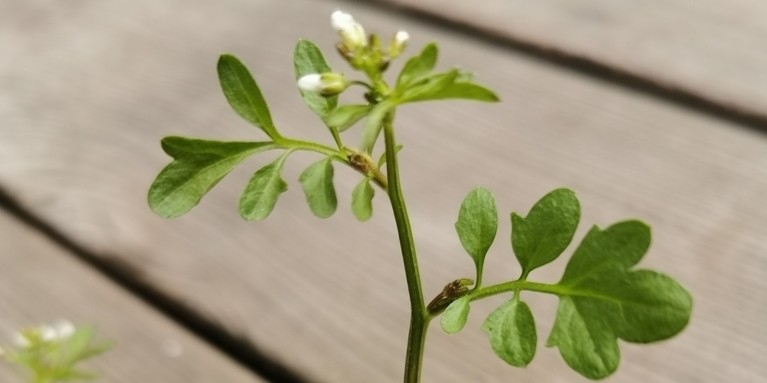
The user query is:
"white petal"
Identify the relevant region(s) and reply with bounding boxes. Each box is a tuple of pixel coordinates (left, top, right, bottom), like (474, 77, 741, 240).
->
(297, 74, 323, 92)
(395, 31, 410, 45)
(331, 10, 356, 31)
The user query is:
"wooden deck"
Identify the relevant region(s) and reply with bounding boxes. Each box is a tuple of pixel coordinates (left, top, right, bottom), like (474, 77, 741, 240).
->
(1, 0, 766, 382)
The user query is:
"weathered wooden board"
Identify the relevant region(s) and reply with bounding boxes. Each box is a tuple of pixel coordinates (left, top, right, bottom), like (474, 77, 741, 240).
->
(0, 211, 260, 382)
(379, 0, 767, 122)
(1, 0, 766, 382)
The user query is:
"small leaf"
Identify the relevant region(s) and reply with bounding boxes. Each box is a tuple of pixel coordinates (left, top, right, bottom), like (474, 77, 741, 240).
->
(455, 187, 498, 271)
(377, 144, 404, 168)
(396, 43, 438, 88)
(441, 296, 470, 334)
(325, 104, 371, 132)
(547, 221, 693, 379)
(512, 188, 580, 275)
(360, 101, 393, 153)
(482, 299, 536, 367)
(424, 81, 499, 102)
(148, 137, 274, 218)
(399, 69, 459, 103)
(351, 178, 375, 221)
(294, 40, 337, 119)
(299, 157, 337, 218)
(217, 54, 279, 138)
(239, 153, 290, 220)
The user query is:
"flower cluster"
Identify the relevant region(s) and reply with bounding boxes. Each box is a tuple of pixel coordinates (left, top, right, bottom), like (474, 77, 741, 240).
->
(12, 319, 75, 348)
(297, 10, 409, 96)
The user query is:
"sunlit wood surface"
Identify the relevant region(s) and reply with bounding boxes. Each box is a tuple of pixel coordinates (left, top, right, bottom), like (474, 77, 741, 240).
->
(1, 0, 766, 382)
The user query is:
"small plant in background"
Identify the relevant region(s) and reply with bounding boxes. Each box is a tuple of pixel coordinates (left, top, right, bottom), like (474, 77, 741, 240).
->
(0, 320, 109, 383)
(148, 10, 692, 382)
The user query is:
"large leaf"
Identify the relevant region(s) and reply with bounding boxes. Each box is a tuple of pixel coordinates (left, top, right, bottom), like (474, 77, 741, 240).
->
(239, 153, 290, 220)
(441, 296, 470, 334)
(294, 39, 337, 119)
(351, 178, 375, 222)
(299, 157, 337, 218)
(455, 187, 498, 273)
(396, 43, 438, 88)
(547, 221, 693, 379)
(217, 54, 279, 138)
(148, 137, 273, 218)
(481, 299, 536, 367)
(512, 188, 580, 275)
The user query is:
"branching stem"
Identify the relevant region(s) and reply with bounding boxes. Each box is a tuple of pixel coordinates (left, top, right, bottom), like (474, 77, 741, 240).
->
(382, 110, 430, 383)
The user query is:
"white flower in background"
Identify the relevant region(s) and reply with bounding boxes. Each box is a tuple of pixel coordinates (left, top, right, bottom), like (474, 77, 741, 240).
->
(42, 320, 75, 342)
(297, 73, 349, 96)
(331, 10, 367, 51)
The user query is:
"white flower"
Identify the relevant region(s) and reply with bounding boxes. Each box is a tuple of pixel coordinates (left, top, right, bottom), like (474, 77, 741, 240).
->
(394, 30, 409, 46)
(297, 73, 349, 96)
(331, 10, 366, 51)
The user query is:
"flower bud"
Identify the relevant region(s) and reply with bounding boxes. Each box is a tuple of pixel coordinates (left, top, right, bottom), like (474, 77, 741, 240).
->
(331, 10, 367, 52)
(388, 30, 409, 58)
(297, 73, 349, 96)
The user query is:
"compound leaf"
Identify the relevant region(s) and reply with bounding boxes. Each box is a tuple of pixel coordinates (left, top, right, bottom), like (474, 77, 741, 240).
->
(351, 178, 375, 221)
(481, 298, 536, 367)
(396, 43, 438, 88)
(455, 187, 498, 272)
(512, 188, 580, 274)
(299, 157, 337, 218)
(440, 296, 470, 334)
(217, 54, 279, 138)
(239, 153, 290, 220)
(148, 137, 273, 218)
(547, 221, 692, 379)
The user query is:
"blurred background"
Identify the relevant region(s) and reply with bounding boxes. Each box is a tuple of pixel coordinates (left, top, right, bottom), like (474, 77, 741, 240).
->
(1, 0, 766, 382)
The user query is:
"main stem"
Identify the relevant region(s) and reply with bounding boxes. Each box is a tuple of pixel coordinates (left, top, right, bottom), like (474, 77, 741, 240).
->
(383, 112, 430, 383)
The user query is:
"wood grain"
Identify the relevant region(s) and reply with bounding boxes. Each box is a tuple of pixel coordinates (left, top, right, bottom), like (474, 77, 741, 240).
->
(0, 211, 261, 382)
(379, 0, 767, 123)
(1, 0, 766, 382)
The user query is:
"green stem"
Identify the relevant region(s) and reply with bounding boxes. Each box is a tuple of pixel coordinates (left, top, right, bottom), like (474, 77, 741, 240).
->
(383, 111, 429, 383)
(469, 280, 566, 301)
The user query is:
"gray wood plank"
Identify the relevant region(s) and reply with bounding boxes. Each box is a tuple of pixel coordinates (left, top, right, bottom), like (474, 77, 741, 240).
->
(380, 0, 767, 122)
(1, 0, 766, 382)
(0, 211, 261, 382)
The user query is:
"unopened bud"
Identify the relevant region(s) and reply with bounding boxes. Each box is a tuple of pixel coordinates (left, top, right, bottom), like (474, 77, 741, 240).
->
(297, 73, 349, 96)
(331, 10, 367, 52)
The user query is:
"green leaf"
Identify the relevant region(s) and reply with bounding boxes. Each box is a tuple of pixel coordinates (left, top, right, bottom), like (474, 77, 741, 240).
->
(299, 157, 337, 218)
(325, 104, 371, 132)
(148, 137, 273, 218)
(396, 43, 438, 88)
(239, 153, 290, 220)
(217, 54, 279, 138)
(360, 101, 393, 153)
(294, 40, 337, 119)
(481, 299, 537, 367)
(512, 188, 580, 275)
(440, 296, 470, 334)
(351, 178, 375, 221)
(455, 187, 498, 272)
(547, 221, 693, 379)
(399, 69, 499, 103)
(377, 144, 403, 168)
